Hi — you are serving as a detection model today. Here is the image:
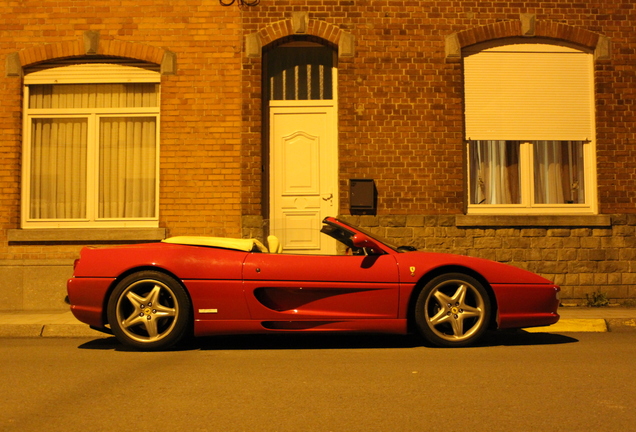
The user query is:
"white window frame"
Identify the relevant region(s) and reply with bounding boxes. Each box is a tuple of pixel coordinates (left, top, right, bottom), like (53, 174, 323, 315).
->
(464, 41, 597, 215)
(21, 63, 160, 228)
(467, 140, 597, 215)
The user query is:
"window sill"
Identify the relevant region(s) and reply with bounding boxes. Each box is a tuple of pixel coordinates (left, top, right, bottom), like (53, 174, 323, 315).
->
(7, 228, 166, 243)
(456, 215, 611, 227)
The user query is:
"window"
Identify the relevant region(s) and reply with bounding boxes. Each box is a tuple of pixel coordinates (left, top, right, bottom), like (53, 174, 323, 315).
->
(22, 63, 160, 228)
(464, 41, 597, 214)
(469, 140, 586, 205)
(266, 41, 335, 101)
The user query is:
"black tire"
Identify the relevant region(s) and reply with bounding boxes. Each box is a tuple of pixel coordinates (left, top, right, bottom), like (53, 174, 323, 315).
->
(415, 273, 491, 348)
(107, 270, 191, 350)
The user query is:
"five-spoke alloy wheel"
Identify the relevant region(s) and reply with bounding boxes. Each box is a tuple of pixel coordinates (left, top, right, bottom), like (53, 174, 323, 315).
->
(415, 273, 491, 348)
(107, 271, 191, 350)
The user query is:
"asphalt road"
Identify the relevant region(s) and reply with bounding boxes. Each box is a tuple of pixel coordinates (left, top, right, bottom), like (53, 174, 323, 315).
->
(1, 331, 635, 432)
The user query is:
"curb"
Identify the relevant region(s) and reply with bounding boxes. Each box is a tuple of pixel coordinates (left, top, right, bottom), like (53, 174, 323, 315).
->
(0, 319, 635, 339)
(523, 319, 608, 333)
(606, 318, 636, 332)
(0, 324, 108, 339)
(524, 318, 636, 333)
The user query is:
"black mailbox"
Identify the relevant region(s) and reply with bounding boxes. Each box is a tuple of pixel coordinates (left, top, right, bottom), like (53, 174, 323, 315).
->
(350, 179, 377, 215)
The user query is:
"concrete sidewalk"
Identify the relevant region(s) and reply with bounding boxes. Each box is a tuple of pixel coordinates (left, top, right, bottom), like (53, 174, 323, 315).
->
(526, 306, 636, 333)
(0, 310, 108, 338)
(0, 307, 635, 339)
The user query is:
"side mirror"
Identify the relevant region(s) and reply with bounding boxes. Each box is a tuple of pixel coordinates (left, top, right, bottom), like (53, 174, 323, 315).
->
(352, 233, 385, 255)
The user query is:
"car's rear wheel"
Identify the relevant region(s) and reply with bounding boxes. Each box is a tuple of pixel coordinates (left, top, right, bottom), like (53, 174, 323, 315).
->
(107, 271, 191, 350)
(415, 273, 491, 348)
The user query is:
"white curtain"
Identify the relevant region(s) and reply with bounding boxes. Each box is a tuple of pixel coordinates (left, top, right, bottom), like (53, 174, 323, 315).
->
(28, 84, 157, 220)
(99, 117, 156, 218)
(30, 118, 88, 219)
(534, 141, 585, 204)
(470, 141, 520, 204)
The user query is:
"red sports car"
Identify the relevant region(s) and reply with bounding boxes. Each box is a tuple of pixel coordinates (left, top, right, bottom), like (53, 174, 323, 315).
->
(67, 217, 560, 350)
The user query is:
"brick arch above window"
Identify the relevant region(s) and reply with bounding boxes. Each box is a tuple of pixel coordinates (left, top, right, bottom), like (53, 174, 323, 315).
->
(245, 12, 354, 59)
(445, 15, 610, 62)
(6, 31, 176, 77)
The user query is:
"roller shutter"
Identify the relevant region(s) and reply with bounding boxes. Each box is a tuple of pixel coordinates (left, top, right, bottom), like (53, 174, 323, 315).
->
(464, 43, 594, 141)
(24, 62, 160, 84)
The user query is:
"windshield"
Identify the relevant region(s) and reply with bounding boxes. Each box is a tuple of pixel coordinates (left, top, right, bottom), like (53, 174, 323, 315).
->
(324, 218, 401, 253)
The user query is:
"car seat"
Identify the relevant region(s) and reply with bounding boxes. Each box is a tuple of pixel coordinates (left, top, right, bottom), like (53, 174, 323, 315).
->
(267, 235, 283, 253)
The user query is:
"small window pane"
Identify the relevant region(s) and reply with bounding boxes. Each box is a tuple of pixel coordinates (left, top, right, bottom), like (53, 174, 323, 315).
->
(469, 140, 521, 204)
(29, 83, 159, 109)
(30, 118, 88, 219)
(267, 46, 333, 101)
(99, 117, 157, 218)
(534, 141, 585, 204)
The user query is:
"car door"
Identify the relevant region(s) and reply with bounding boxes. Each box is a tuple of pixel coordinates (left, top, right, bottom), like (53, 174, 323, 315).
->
(242, 253, 400, 320)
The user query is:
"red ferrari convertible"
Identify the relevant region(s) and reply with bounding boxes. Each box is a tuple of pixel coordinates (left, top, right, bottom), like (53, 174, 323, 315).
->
(67, 217, 560, 350)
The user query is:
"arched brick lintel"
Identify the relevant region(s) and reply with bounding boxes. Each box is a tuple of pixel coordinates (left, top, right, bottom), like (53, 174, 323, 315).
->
(259, 19, 341, 48)
(446, 17, 609, 60)
(10, 32, 175, 76)
(246, 16, 354, 58)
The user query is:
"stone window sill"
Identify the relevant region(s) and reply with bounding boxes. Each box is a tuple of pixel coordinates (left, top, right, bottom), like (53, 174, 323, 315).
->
(7, 228, 166, 243)
(455, 215, 611, 227)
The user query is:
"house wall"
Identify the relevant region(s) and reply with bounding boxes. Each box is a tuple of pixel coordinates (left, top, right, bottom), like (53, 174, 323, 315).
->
(0, 1, 634, 310)
(240, 1, 636, 217)
(0, 1, 244, 310)
(240, 1, 636, 304)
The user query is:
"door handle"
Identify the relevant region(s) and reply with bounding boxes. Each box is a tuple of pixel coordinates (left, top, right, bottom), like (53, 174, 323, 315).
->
(321, 193, 333, 201)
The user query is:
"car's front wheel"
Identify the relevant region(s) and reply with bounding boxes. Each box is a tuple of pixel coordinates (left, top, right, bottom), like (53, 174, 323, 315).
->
(107, 271, 191, 350)
(415, 273, 491, 348)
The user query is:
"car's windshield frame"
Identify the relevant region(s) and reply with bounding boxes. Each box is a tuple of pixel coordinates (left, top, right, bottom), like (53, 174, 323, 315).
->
(323, 218, 401, 253)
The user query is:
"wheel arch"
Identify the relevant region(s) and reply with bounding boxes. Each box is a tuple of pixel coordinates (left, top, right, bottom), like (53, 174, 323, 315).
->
(101, 266, 194, 328)
(407, 265, 499, 332)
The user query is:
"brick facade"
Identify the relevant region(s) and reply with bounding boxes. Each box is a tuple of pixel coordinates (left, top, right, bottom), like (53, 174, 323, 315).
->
(0, 1, 635, 310)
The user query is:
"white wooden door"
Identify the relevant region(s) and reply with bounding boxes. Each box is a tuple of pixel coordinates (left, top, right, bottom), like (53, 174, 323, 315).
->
(269, 102, 338, 254)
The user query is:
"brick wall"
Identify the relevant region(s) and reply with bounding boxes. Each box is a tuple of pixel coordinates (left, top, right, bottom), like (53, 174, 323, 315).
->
(239, 0, 636, 303)
(0, 1, 245, 309)
(0, 0, 244, 254)
(240, 1, 636, 217)
(1, 1, 635, 309)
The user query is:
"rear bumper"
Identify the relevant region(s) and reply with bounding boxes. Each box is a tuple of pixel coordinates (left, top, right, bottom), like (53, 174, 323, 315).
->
(66, 277, 115, 328)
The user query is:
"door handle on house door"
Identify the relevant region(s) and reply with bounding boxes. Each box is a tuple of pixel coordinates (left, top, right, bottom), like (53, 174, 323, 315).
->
(321, 193, 333, 205)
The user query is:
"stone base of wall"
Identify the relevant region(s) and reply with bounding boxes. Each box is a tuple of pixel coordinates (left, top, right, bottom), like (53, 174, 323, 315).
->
(0, 260, 74, 312)
(210, 214, 636, 304)
(339, 214, 636, 304)
(5, 213, 635, 311)
(242, 215, 266, 241)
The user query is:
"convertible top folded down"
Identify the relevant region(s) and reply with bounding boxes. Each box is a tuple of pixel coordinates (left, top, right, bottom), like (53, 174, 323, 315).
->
(163, 236, 268, 253)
